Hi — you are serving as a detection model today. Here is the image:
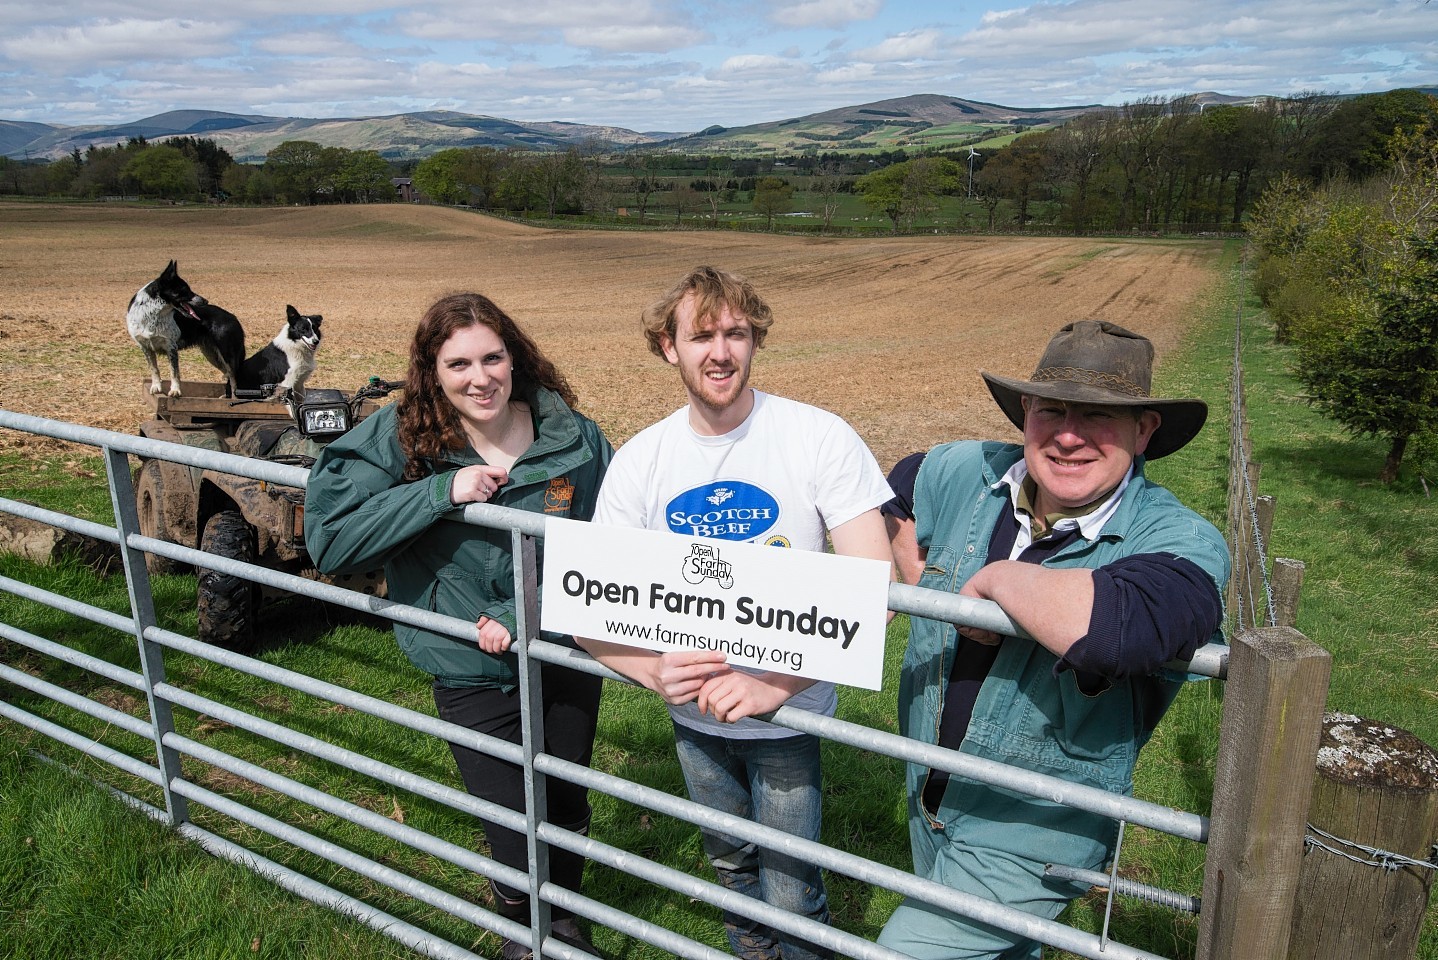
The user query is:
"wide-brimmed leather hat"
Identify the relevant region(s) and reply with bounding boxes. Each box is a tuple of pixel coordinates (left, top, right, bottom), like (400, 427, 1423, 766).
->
(981, 320, 1207, 460)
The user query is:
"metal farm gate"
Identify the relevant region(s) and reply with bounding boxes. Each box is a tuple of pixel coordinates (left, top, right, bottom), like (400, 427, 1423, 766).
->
(0, 406, 1319, 960)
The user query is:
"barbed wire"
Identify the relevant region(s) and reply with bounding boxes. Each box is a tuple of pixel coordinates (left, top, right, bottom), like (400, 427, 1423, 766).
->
(1305, 823, 1438, 872)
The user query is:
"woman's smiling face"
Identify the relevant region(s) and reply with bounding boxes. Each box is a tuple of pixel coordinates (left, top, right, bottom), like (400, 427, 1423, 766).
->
(436, 323, 513, 439)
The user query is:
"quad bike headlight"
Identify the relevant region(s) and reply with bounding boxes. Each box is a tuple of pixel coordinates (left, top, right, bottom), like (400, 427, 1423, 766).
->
(297, 400, 351, 437)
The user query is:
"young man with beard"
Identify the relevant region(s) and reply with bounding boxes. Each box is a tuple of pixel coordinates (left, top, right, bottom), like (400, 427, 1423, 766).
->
(877, 320, 1230, 959)
(578, 266, 894, 960)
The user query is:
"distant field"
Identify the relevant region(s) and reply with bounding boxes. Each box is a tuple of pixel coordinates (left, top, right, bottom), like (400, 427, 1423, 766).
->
(0, 201, 1225, 469)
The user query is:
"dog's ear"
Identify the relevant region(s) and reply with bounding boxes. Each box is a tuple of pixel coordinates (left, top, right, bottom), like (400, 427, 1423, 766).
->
(311, 314, 322, 327)
(164, 260, 177, 277)
(286, 305, 299, 320)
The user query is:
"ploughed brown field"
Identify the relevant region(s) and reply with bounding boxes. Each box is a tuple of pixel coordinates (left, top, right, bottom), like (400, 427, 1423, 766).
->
(0, 203, 1225, 471)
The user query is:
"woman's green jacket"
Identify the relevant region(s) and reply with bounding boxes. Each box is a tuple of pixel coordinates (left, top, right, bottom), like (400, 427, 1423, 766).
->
(304, 387, 612, 690)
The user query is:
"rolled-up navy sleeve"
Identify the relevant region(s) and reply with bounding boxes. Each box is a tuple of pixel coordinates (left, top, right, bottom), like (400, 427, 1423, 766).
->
(1060, 552, 1222, 681)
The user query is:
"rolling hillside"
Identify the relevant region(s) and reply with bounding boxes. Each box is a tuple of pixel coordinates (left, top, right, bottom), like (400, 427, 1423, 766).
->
(2, 109, 667, 162)
(2, 90, 1305, 162)
(665, 93, 1099, 155)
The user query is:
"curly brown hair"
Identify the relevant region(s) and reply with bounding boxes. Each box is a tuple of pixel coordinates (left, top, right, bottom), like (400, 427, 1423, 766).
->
(640, 265, 774, 359)
(396, 293, 578, 482)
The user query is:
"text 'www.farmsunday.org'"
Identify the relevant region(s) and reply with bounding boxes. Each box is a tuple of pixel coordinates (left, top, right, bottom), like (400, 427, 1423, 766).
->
(604, 618, 805, 672)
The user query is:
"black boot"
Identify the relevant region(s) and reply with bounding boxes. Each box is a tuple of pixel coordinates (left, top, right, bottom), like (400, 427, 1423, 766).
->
(493, 892, 599, 959)
(548, 817, 601, 957)
(491, 883, 533, 960)
(551, 916, 599, 957)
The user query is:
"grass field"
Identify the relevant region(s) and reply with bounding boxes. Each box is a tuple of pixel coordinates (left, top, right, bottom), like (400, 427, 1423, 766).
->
(1, 205, 1433, 958)
(567, 178, 1052, 234)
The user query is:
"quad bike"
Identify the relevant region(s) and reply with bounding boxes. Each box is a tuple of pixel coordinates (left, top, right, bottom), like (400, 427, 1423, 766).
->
(134, 377, 403, 653)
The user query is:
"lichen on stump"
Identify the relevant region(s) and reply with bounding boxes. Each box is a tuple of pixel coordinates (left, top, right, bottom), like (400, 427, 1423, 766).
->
(1287, 711, 1438, 960)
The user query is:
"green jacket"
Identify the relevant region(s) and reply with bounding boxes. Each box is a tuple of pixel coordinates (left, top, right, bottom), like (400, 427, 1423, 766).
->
(303, 387, 612, 690)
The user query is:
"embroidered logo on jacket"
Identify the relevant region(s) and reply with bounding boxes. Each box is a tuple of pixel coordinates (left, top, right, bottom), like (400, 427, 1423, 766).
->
(666, 481, 780, 541)
(544, 477, 575, 513)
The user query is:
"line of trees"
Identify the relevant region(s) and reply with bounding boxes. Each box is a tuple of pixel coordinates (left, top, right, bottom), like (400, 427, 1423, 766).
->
(408, 145, 610, 216)
(1247, 123, 1438, 483)
(0, 136, 400, 205)
(970, 89, 1438, 234)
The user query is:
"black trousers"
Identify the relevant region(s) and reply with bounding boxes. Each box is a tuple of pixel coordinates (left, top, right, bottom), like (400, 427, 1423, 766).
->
(433, 664, 603, 908)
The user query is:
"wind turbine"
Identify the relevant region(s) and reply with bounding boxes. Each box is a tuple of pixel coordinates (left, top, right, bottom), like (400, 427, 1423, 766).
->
(966, 147, 978, 199)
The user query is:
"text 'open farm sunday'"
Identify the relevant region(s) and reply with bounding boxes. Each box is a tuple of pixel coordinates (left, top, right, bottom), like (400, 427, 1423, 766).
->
(559, 571, 863, 649)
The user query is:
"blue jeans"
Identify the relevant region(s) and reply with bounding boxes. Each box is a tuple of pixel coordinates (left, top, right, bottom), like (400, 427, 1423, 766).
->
(672, 723, 833, 960)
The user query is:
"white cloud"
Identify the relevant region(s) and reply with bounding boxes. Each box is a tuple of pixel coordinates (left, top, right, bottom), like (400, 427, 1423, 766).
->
(963, 0, 1436, 61)
(400, 0, 701, 51)
(563, 24, 708, 53)
(769, 0, 883, 30)
(254, 31, 370, 58)
(0, 0, 1434, 133)
(855, 29, 945, 62)
(0, 18, 236, 70)
(815, 62, 876, 84)
(715, 53, 810, 80)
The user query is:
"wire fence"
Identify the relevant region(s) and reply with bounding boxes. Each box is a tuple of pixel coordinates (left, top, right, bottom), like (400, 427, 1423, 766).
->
(1225, 307, 1305, 634)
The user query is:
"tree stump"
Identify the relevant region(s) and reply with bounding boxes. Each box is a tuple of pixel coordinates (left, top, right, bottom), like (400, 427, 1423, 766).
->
(1287, 712, 1438, 960)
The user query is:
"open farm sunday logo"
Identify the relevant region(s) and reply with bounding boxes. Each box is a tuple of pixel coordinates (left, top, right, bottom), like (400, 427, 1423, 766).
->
(682, 543, 734, 589)
(666, 481, 780, 541)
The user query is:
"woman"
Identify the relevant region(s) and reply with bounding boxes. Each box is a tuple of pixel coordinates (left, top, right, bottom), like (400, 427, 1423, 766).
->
(305, 293, 612, 959)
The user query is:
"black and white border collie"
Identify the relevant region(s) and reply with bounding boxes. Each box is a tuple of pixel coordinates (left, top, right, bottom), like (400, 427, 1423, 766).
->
(125, 260, 246, 397)
(238, 305, 322, 396)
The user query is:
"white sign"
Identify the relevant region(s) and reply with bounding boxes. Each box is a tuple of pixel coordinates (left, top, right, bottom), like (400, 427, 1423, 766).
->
(541, 517, 890, 690)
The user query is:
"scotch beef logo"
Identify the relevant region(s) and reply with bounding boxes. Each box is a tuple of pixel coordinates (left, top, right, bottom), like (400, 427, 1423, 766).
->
(543, 477, 575, 513)
(666, 480, 779, 541)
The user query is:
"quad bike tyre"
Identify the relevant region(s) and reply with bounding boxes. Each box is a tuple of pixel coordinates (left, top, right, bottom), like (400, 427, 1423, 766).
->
(197, 509, 258, 654)
(134, 459, 190, 576)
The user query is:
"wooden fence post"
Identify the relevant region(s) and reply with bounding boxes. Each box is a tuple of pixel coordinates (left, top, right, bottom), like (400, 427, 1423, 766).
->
(1271, 558, 1305, 629)
(1197, 626, 1332, 960)
(1286, 713, 1438, 960)
(1248, 492, 1275, 625)
(1254, 494, 1275, 575)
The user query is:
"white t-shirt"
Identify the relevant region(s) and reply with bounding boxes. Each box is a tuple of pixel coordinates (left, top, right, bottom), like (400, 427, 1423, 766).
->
(595, 390, 894, 739)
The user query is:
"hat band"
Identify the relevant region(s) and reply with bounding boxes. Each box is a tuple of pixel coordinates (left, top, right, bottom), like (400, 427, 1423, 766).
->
(1031, 366, 1147, 398)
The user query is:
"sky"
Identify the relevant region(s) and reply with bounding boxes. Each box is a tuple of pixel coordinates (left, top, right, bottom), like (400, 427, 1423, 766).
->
(1, 0, 1435, 133)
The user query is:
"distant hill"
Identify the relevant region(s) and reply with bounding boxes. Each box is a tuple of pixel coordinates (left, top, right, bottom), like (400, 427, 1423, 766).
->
(0, 90, 1368, 163)
(1, 108, 666, 162)
(664, 93, 1106, 155)
(7, 110, 284, 161)
(666, 92, 1293, 155)
(195, 111, 664, 163)
(0, 120, 61, 157)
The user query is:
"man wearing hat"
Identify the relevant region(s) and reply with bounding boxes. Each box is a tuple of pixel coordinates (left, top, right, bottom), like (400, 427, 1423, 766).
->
(877, 320, 1229, 958)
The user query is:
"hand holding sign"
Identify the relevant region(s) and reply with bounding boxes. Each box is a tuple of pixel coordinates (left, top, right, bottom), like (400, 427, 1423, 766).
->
(655, 650, 729, 706)
(698, 669, 815, 723)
